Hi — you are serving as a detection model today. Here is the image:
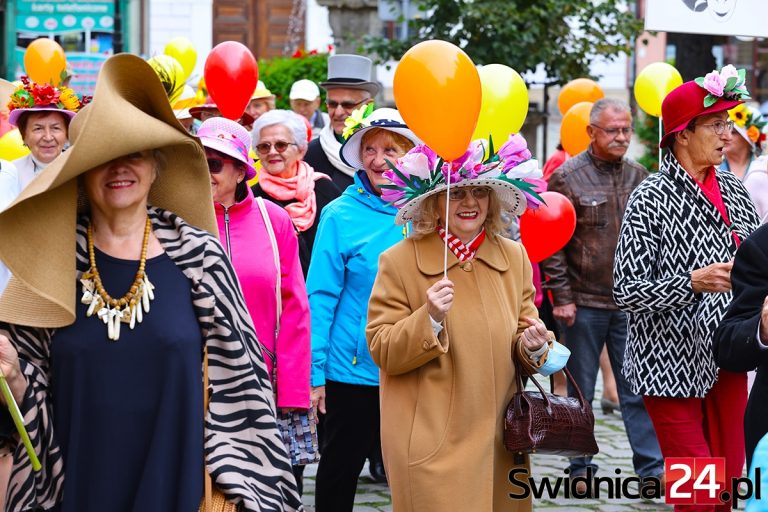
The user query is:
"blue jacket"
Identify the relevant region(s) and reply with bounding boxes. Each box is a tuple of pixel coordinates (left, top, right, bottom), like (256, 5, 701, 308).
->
(307, 172, 406, 387)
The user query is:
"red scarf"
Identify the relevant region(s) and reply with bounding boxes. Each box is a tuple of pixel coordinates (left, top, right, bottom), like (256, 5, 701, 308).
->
(437, 227, 486, 262)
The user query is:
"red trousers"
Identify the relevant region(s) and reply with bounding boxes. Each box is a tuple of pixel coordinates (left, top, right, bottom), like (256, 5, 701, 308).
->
(643, 371, 747, 512)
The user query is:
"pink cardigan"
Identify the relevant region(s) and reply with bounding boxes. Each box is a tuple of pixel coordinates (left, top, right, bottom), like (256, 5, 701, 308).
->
(215, 188, 311, 408)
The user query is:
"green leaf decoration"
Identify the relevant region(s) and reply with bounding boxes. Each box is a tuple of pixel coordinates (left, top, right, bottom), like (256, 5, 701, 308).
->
(488, 134, 495, 158)
(695, 77, 706, 87)
(703, 94, 717, 108)
(725, 76, 737, 91)
(364, 102, 375, 118)
(738, 68, 746, 84)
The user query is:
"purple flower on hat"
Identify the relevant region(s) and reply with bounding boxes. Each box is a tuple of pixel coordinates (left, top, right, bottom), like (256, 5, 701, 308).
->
(498, 133, 532, 172)
(702, 71, 726, 97)
(720, 65, 739, 82)
(397, 151, 433, 180)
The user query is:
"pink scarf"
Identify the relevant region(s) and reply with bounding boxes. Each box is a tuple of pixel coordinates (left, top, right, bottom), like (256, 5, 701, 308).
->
(258, 160, 330, 232)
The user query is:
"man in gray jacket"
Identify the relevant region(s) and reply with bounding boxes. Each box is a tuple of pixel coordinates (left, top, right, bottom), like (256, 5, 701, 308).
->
(542, 98, 664, 493)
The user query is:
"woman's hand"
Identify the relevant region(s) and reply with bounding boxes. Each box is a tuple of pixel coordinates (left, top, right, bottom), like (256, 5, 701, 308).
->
(520, 317, 550, 352)
(311, 386, 326, 415)
(427, 279, 454, 323)
(0, 334, 26, 405)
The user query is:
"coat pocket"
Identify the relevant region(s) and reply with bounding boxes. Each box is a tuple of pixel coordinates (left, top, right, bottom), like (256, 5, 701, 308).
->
(578, 194, 608, 228)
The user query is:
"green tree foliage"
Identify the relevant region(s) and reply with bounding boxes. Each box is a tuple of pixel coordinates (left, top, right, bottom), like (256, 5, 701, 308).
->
(362, 0, 643, 84)
(258, 51, 329, 109)
(635, 111, 661, 172)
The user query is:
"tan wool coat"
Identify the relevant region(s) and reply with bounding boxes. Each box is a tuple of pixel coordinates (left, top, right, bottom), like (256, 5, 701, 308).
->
(367, 232, 548, 512)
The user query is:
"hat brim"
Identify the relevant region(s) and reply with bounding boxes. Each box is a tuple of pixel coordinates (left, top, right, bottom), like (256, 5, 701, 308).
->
(188, 105, 255, 127)
(200, 135, 257, 180)
(394, 179, 528, 225)
(340, 123, 421, 170)
(9, 106, 77, 127)
(320, 80, 381, 98)
(659, 98, 743, 148)
(0, 53, 217, 328)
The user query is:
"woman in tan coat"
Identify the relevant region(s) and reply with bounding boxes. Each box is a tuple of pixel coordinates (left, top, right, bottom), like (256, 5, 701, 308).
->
(367, 137, 552, 511)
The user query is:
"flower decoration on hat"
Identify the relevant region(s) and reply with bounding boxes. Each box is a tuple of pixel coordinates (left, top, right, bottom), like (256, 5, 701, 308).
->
(728, 103, 766, 147)
(381, 133, 544, 212)
(695, 65, 750, 108)
(342, 102, 375, 140)
(7, 76, 89, 114)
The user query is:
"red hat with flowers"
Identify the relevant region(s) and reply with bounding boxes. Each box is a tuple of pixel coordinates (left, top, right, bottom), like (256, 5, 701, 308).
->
(659, 65, 750, 149)
(7, 76, 89, 126)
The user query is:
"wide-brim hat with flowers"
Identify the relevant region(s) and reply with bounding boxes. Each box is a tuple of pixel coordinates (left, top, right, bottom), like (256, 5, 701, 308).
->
(382, 134, 543, 225)
(198, 117, 258, 180)
(340, 106, 422, 170)
(7, 76, 88, 126)
(0, 53, 217, 328)
(660, 65, 750, 149)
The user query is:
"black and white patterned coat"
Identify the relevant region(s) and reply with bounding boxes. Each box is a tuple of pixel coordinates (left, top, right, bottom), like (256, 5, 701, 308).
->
(613, 152, 759, 398)
(0, 207, 303, 511)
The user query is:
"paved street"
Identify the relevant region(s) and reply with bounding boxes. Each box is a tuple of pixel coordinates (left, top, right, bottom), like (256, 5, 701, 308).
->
(301, 371, 673, 511)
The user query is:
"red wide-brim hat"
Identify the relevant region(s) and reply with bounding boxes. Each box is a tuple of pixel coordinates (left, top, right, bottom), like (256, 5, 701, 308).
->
(659, 81, 743, 148)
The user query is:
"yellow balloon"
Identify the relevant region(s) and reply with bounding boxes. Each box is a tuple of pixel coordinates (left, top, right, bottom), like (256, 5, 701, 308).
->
(0, 129, 30, 160)
(164, 37, 197, 81)
(246, 156, 262, 188)
(147, 55, 186, 104)
(472, 64, 528, 144)
(634, 63, 683, 118)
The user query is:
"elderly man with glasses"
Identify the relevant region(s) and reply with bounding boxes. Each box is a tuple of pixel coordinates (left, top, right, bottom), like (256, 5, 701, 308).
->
(303, 54, 379, 191)
(615, 70, 759, 510)
(542, 98, 663, 495)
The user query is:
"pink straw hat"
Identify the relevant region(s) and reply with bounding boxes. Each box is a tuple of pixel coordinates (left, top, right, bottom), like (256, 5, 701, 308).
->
(197, 117, 257, 180)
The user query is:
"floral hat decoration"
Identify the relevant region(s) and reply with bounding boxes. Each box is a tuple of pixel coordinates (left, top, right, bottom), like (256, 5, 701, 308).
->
(728, 103, 766, 151)
(7, 76, 89, 126)
(660, 65, 750, 148)
(340, 105, 422, 170)
(381, 133, 544, 225)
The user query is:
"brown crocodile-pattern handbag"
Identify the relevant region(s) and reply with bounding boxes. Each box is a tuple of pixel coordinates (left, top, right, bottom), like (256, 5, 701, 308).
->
(504, 359, 599, 460)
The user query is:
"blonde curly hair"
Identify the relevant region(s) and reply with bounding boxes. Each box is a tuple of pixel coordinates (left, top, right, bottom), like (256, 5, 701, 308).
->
(410, 189, 509, 239)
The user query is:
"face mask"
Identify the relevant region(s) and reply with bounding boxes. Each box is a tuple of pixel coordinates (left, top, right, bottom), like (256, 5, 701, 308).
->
(537, 340, 570, 377)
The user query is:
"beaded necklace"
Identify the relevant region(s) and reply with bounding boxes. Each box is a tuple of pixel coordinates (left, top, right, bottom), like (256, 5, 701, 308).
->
(79, 217, 155, 341)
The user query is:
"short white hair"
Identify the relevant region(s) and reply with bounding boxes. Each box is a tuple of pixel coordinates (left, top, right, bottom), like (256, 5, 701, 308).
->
(251, 109, 308, 150)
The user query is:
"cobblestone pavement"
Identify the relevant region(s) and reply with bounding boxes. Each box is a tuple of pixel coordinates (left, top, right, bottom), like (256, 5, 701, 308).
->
(302, 372, 673, 511)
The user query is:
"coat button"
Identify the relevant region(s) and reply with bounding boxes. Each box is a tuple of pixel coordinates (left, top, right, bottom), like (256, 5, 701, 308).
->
(460, 260, 473, 272)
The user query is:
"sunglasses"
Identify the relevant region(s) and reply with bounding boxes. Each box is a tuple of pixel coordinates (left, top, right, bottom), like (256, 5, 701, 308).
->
(207, 158, 237, 174)
(254, 141, 298, 155)
(326, 99, 368, 111)
(448, 187, 491, 201)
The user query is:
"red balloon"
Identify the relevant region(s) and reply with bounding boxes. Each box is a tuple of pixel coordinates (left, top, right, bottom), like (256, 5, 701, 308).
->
(204, 42, 258, 121)
(519, 192, 576, 263)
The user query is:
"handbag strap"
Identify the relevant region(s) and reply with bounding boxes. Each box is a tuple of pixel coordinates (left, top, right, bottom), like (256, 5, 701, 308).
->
(514, 357, 589, 409)
(256, 197, 279, 370)
(203, 348, 212, 511)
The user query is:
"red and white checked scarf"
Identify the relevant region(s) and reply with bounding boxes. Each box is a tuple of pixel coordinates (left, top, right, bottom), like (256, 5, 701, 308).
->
(437, 227, 486, 262)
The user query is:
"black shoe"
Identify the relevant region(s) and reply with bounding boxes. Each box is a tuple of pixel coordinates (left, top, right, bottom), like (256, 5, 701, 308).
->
(601, 397, 620, 414)
(369, 460, 387, 484)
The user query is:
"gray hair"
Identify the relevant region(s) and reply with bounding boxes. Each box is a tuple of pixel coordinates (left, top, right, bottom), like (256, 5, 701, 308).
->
(590, 98, 631, 124)
(251, 109, 308, 150)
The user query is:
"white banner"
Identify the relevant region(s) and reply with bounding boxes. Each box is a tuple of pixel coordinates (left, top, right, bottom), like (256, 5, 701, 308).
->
(645, 0, 768, 38)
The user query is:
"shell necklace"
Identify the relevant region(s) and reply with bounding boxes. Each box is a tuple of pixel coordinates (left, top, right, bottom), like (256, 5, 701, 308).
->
(80, 217, 155, 341)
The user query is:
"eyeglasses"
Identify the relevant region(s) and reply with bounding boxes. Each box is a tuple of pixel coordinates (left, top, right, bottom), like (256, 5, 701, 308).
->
(448, 187, 491, 201)
(590, 125, 634, 138)
(254, 141, 298, 155)
(697, 120, 734, 136)
(207, 158, 236, 174)
(325, 99, 368, 112)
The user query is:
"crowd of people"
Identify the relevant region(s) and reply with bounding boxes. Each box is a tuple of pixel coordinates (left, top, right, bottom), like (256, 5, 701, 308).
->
(0, 48, 766, 512)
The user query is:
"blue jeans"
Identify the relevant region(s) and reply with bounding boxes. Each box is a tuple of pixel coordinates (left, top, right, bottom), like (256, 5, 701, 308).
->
(564, 306, 664, 478)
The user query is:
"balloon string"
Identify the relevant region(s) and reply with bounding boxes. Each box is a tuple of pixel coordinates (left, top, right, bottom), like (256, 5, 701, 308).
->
(658, 117, 662, 168)
(444, 167, 451, 279)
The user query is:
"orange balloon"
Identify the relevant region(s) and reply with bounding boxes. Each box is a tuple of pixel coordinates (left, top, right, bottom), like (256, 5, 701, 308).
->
(24, 38, 67, 86)
(557, 78, 603, 116)
(560, 101, 593, 156)
(394, 40, 481, 161)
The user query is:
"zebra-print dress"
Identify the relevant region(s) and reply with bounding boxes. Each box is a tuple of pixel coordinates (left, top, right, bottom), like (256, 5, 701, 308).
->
(0, 206, 303, 511)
